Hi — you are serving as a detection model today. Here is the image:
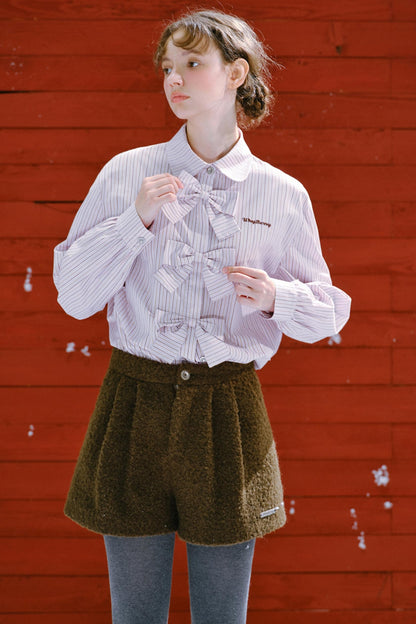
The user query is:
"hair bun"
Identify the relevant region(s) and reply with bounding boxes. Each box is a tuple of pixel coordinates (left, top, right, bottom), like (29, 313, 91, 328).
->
(237, 73, 269, 120)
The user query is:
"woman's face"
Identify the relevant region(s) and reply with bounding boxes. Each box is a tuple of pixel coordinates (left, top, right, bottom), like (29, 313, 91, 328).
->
(161, 33, 236, 123)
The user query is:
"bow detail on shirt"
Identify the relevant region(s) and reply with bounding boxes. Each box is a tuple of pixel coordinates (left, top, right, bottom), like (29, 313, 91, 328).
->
(154, 240, 236, 301)
(162, 170, 240, 241)
(146, 310, 230, 367)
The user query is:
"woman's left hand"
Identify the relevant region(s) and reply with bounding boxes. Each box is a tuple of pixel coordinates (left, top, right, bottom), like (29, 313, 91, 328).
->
(223, 265, 276, 314)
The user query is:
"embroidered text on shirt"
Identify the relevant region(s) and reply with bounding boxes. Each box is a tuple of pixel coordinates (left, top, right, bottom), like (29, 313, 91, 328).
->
(243, 217, 271, 228)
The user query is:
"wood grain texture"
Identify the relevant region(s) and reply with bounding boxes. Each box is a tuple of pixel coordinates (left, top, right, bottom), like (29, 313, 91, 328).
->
(2, 459, 415, 498)
(0, 128, 394, 165)
(0, 612, 415, 624)
(2, 533, 416, 574)
(1, 93, 415, 129)
(2, 20, 415, 57)
(0, 496, 395, 536)
(3, 310, 415, 349)
(1, 55, 394, 94)
(0, 420, 394, 461)
(1, 0, 415, 621)
(0, 199, 398, 237)
(0, 0, 394, 21)
(4, 164, 416, 202)
(0, 347, 392, 385)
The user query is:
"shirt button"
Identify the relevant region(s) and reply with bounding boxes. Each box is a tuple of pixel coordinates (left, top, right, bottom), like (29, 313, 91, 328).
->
(206, 166, 214, 174)
(180, 370, 190, 381)
(138, 237, 145, 245)
(200, 356, 206, 363)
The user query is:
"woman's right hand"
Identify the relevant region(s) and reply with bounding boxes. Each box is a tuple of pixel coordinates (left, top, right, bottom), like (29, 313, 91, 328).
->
(134, 173, 184, 228)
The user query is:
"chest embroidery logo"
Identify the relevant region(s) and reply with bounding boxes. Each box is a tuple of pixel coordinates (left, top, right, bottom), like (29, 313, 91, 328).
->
(243, 217, 271, 228)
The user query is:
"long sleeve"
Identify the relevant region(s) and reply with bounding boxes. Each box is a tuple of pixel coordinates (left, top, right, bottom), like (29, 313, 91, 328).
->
(268, 191, 351, 343)
(53, 162, 154, 320)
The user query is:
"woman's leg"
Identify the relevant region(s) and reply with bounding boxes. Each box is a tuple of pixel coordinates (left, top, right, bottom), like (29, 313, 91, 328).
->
(186, 538, 256, 624)
(103, 532, 176, 624)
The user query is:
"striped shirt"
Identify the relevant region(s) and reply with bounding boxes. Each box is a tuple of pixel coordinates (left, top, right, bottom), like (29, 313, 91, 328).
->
(53, 124, 351, 369)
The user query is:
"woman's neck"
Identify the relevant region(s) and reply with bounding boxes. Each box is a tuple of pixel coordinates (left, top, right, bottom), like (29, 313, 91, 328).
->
(185, 117, 240, 163)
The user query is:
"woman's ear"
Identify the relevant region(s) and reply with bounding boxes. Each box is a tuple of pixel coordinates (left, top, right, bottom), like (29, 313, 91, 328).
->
(227, 58, 250, 89)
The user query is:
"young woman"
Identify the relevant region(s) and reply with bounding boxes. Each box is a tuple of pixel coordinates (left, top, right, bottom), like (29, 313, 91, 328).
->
(53, 8, 351, 623)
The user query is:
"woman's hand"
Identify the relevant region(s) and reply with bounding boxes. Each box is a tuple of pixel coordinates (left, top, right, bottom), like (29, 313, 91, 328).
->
(135, 173, 183, 227)
(223, 265, 276, 314)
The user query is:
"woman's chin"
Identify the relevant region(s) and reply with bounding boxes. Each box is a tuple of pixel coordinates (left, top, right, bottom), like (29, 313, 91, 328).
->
(172, 112, 189, 120)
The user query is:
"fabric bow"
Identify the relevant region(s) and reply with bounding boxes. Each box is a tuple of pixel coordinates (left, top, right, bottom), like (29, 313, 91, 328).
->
(162, 170, 240, 240)
(146, 310, 230, 367)
(154, 240, 236, 301)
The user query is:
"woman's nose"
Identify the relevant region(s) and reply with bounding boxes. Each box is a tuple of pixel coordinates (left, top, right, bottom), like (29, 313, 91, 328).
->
(167, 70, 183, 86)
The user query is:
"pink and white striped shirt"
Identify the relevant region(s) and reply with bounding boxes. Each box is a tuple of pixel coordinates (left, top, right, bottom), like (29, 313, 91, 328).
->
(53, 124, 351, 369)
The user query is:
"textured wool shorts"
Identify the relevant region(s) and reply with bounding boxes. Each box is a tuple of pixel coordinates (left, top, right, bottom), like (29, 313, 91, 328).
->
(63, 347, 287, 545)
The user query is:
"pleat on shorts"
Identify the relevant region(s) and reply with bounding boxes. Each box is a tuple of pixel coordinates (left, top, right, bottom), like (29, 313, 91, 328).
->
(63, 347, 287, 545)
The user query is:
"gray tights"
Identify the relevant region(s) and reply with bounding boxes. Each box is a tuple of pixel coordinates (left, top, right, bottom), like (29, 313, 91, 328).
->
(103, 532, 256, 623)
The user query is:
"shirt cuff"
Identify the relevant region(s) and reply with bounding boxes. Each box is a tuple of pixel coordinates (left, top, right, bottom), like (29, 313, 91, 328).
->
(261, 278, 298, 322)
(116, 203, 154, 252)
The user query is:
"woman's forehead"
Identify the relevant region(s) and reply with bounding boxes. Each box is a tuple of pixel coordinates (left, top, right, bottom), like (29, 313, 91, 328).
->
(162, 31, 216, 61)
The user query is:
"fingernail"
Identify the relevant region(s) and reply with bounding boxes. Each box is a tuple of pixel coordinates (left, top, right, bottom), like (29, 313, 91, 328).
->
(222, 267, 229, 273)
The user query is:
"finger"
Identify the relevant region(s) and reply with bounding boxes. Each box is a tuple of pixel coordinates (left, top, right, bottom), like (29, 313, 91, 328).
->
(148, 183, 180, 200)
(223, 265, 265, 279)
(234, 283, 253, 297)
(226, 272, 258, 288)
(146, 174, 184, 191)
(148, 177, 182, 193)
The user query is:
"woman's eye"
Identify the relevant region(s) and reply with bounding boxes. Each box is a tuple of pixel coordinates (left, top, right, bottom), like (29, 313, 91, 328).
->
(162, 67, 172, 76)
(188, 61, 199, 68)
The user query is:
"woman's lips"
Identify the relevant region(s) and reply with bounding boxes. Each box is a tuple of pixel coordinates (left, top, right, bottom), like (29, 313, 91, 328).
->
(171, 94, 190, 103)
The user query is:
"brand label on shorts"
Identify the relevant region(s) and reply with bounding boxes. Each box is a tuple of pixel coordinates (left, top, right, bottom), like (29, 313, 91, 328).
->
(260, 505, 280, 518)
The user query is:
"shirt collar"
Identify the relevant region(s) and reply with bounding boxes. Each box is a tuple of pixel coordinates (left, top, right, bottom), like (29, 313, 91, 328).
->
(166, 124, 253, 182)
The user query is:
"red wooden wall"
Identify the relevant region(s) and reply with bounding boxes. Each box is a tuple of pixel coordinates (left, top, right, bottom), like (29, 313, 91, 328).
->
(1, 0, 415, 621)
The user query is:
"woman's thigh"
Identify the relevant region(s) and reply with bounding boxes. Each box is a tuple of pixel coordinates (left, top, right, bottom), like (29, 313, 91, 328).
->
(186, 538, 256, 624)
(103, 532, 176, 624)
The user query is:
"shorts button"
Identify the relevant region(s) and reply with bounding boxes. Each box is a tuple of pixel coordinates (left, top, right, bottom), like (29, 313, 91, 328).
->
(180, 370, 190, 381)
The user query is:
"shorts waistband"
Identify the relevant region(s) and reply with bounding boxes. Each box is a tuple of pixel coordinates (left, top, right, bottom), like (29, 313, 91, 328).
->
(109, 348, 254, 385)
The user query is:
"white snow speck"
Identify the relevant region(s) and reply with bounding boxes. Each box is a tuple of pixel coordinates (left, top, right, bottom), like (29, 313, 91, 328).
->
(289, 499, 296, 515)
(372, 465, 390, 487)
(350, 508, 357, 518)
(66, 342, 76, 353)
(23, 267, 32, 292)
(80, 345, 91, 357)
(352, 521, 358, 531)
(328, 333, 342, 346)
(384, 501, 393, 509)
(27, 424, 35, 438)
(357, 531, 366, 550)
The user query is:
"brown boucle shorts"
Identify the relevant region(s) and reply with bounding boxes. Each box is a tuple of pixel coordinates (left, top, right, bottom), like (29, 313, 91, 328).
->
(64, 347, 287, 545)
